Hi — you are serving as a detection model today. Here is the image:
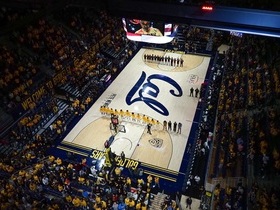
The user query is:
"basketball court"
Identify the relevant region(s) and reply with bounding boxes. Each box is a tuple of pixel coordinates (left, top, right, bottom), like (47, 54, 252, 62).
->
(61, 48, 211, 173)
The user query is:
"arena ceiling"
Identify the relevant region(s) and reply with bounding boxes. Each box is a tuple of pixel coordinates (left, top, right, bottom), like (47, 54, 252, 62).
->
(106, 0, 280, 37)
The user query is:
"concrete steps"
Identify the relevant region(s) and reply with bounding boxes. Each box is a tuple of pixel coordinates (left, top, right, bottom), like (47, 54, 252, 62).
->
(150, 192, 166, 210)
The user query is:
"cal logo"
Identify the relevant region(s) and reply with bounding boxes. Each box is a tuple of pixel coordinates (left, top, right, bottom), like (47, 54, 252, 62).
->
(126, 71, 183, 116)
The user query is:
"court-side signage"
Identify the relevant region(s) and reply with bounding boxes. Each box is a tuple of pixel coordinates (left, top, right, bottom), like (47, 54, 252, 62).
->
(187, 74, 199, 84)
(126, 71, 183, 116)
(21, 69, 67, 110)
(90, 149, 139, 170)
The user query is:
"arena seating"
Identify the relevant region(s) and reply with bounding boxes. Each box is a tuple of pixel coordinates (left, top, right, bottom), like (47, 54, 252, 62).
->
(0, 2, 279, 210)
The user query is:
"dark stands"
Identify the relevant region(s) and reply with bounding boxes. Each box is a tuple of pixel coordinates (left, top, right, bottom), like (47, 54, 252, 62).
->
(208, 34, 280, 210)
(0, 4, 161, 209)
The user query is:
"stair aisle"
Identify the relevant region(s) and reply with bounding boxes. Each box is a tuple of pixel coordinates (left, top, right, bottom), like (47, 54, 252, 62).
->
(150, 192, 166, 210)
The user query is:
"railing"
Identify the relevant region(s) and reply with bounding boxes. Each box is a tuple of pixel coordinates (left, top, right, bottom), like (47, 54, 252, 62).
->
(211, 177, 246, 189)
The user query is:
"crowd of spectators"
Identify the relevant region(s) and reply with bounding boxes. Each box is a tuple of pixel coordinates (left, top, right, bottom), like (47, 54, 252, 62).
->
(182, 25, 215, 54)
(210, 33, 280, 209)
(212, 180, 246, 210)
(248, 181, 280, 210)
(0, 44, 42, 115)
(1, 154, 162, 209)
(0, 5, 133, 121)
(0, 4, 177, 210)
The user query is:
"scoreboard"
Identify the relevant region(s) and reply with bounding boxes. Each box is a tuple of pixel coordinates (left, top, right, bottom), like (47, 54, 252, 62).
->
(122, 18, 178, 44)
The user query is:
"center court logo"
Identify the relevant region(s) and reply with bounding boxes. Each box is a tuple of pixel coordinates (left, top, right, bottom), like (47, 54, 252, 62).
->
(125, 71, 183, 116)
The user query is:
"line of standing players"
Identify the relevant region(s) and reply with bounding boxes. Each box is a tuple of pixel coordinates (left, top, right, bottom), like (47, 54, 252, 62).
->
(100, 106, 183, 135)
(144, 54, 184, 67)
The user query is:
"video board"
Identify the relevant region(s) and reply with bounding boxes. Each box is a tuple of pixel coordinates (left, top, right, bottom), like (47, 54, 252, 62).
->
(122, 18, 178, 44)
